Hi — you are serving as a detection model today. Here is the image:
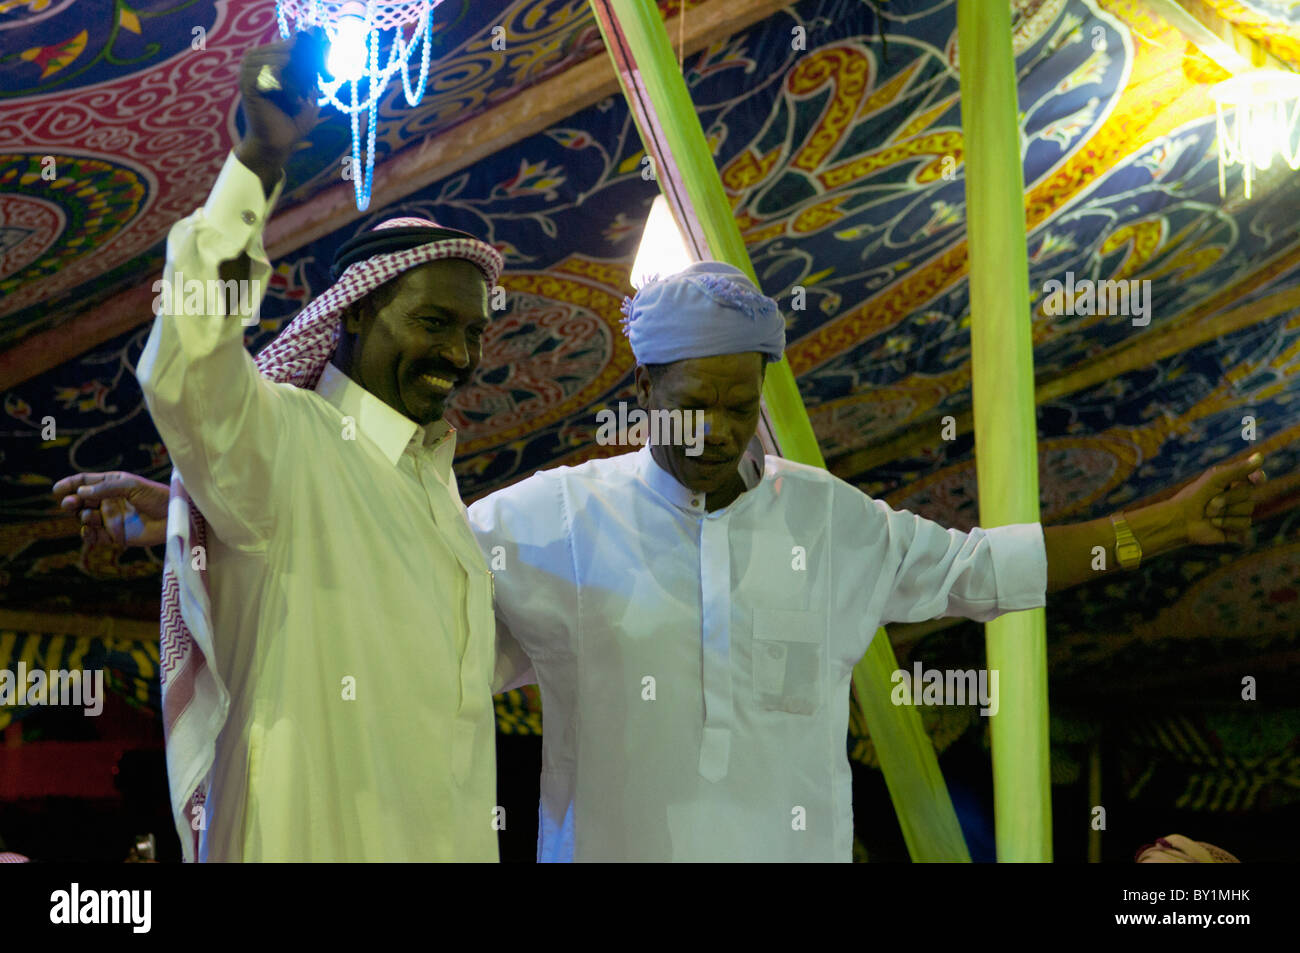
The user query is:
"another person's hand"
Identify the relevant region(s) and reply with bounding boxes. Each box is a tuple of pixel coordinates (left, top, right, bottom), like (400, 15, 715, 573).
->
(53, 471, 170, 549)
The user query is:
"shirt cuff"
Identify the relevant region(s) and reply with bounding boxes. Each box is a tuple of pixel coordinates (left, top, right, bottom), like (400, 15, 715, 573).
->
(201, 150, 286, 256)
(984, 522, 1047, 612)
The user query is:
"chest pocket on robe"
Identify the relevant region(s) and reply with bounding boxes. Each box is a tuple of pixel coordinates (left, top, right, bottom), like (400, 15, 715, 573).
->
(737, 530, 816, 610)
(751, 607, 825, 715)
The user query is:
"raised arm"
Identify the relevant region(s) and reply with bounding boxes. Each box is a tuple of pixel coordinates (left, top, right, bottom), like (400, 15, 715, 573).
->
(134, 32, 321, 549)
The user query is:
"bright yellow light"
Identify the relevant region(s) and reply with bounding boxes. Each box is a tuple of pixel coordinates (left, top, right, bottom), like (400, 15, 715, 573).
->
(1212, 69, 1300, 199)
(1246, 104, 1281, 169)
(631, 194, 693, 289)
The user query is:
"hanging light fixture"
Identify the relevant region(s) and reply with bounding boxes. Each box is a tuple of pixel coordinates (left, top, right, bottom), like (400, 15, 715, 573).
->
(1211, 68, 1300, 199)
(276, 0, 440, 210)
(630, 194, 693, 289)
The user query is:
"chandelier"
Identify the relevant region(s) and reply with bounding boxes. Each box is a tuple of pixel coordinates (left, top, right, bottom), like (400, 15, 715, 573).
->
(1211, 68, 1300, 200)
(275, 0, 439, 210)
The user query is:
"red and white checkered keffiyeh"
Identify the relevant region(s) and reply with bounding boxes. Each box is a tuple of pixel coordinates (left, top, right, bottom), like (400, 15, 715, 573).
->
(159, 217, 502, 862)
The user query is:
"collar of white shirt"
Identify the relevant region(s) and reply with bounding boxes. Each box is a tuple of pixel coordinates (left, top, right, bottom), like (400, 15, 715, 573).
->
(313, 362, 456, 476)
(634, 435, 766, 512)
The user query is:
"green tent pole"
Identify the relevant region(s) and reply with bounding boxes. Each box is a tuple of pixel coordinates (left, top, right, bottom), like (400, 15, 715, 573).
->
(590, 0, 970, 862)
(956, 0, 1053, 861)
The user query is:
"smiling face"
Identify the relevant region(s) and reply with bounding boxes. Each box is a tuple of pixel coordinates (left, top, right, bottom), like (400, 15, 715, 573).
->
(635, 351, 765, 506)
(335, 258, 490, 426)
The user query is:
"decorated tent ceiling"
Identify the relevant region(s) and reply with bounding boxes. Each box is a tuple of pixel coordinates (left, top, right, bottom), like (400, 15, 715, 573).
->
(4, 0, 1300, 751)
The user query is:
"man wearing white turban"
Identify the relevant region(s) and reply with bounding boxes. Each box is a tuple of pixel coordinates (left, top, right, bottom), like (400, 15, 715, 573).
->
(464, 261, 1268, 861)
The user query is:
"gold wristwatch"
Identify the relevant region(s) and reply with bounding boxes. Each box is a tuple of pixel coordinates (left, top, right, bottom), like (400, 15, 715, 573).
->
(1111, 512, 1142, 570)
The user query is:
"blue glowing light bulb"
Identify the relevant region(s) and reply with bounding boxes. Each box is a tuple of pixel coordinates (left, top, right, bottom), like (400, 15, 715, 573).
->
(327, 13, 369, 82)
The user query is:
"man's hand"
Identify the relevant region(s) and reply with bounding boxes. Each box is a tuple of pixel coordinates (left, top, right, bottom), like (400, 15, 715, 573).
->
(1169, 451, 1267, 546)
(1044, 451, 1270, 593)
(53, 471, 170, 550)
(234, 27, 325, 193)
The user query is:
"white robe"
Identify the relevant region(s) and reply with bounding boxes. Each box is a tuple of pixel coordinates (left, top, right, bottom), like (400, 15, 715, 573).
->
(469, 444, 1046, 861)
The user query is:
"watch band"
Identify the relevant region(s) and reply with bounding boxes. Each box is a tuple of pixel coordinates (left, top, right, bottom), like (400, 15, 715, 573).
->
(1111, 512, 1142, 570)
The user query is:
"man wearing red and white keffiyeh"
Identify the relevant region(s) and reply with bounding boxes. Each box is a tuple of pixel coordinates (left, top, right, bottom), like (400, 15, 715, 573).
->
(132, 31, 528, 861)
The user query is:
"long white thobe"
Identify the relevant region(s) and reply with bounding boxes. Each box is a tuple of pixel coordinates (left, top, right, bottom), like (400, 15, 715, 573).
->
(468, 444, 1047, 861)
(137, 151, 503, 861)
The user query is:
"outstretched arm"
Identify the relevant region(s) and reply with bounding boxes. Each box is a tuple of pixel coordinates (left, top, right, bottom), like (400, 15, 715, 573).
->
(1043, 452, 1267, 593)
(868, 450, 1271, 630)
